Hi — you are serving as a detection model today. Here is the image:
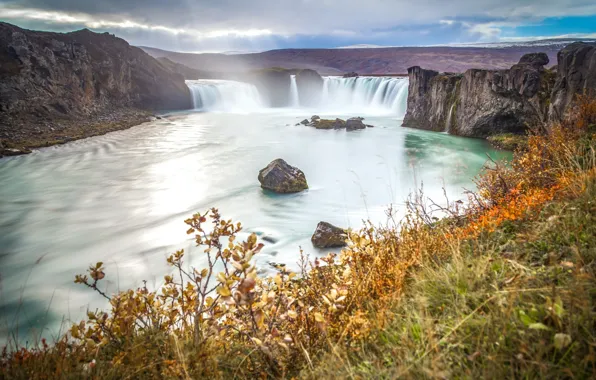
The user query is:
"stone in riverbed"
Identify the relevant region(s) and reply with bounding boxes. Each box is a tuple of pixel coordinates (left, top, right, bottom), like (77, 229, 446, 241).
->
(311, 222, 348, 248)
(345, 117, 367, 131)
(258, 159, 308, 193)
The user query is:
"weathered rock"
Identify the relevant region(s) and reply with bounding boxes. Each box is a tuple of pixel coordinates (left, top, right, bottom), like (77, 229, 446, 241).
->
(296, 69, 324, 107)
(300, 119, 310, 125)
(311, 222, 348, 248)
(258, 159, 308, 193)
(343, 72, 359, 78)
(0, 22, 192, 148)
(403, 52, 555, 137)
(311, 115, 320, 122)
(519, 52, 550, 67)
(549, 42, 596, 122)
(313, 118, 346, 130)
(345, 117, 367, 131)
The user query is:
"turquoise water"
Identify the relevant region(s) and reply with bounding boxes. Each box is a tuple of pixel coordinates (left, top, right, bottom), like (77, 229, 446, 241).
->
(0, 109, 510, 344)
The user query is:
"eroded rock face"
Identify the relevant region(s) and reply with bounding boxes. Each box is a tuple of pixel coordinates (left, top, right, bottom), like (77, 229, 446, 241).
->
(549, 43, 596, 121)
(403, 52, 555, 137)
(0, 22, 191, 145)
(404, 45, 596, 138)
(258, 159, 308, 193)
(311, 222, 348, 248)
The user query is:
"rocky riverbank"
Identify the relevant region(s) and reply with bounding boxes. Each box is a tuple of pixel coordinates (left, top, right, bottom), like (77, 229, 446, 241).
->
(0, 108, 154, 157)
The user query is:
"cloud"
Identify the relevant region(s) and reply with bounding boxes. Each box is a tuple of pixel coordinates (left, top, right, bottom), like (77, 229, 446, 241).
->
(1, 0, 596, 50)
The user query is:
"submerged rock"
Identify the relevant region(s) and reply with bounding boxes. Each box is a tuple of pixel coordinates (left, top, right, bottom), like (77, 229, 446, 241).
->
(311, 222, 348, 248)
(258, 159, 308, 193)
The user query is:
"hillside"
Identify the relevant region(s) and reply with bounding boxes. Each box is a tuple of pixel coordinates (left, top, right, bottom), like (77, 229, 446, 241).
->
(138, 41, 583, 75)
(0, 22, 192, 155)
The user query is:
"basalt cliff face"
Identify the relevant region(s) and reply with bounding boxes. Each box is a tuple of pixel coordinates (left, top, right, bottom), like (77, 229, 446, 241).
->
(0, 22, 192, 153)
(549, 43, 596, 121)
(404, 43, 595, 138)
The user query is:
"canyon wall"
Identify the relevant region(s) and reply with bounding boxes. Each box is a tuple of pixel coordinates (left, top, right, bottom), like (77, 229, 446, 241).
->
(404, 43, 596, 138)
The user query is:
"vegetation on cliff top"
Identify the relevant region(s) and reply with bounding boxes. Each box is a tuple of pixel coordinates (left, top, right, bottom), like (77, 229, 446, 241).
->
(2, 96, 595, 379)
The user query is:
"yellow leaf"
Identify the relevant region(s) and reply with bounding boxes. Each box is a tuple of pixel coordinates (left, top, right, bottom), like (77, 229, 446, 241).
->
(314, 312, 325, 323)
(216, 286, 231, 297)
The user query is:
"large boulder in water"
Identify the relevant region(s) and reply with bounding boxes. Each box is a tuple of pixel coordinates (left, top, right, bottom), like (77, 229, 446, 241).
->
(346, 117, 367, 131)
(258, 159, 308, 193)
(311, 222, 348, 248)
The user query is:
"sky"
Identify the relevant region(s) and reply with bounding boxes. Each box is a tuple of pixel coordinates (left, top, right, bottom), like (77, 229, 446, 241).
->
(1, 0, 596, 53)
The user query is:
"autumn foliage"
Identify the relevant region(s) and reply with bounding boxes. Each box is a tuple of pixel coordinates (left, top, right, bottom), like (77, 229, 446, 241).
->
(2, 97, 595, 378)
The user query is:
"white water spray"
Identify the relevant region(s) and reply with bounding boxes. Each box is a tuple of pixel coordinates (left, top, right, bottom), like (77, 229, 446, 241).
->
(186, 80, 264, 112)
(289, 75, 300, 107)
(320, 77, 409, 117)
(186, 77, 409, 118)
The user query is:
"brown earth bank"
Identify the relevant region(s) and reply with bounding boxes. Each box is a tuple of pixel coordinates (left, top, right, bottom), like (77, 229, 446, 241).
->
(0, 22, 192, 156)
(403, 43, 596, 140)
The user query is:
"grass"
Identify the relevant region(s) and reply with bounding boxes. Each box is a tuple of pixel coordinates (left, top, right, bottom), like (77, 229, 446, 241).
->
(306, 176, 596, 378)
(1, 97, 595, 379)
(487, 133, 529, 151)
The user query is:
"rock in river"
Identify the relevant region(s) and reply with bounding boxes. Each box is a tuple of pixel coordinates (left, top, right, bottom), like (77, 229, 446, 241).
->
(345, 117, 367, 131)
(258, 159, 308, 193)
(311, 222, 348, 248)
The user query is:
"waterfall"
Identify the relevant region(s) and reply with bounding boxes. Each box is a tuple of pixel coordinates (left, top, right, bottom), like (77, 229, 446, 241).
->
(289, 75, 300, 107)
(186, 79, 264, 112)
(186, 77, 409, 117)
(445, 103, 455, 134)
(320, 77, 409, 117)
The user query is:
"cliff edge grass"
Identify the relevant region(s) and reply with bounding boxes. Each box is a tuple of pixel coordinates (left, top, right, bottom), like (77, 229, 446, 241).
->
(2, 97, 595, 379)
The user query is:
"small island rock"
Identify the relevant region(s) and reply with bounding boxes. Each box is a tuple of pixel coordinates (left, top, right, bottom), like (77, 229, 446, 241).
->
(345, 117, 367, 131)
(258, 159, 308, 193)
(311, 222, 348, 248)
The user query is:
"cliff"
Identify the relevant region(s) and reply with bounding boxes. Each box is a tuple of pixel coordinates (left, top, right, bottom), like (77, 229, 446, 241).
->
(0, 22, 192, 153)
(549, 43, 596, 121)
(403, 52, 555, 137)
(404, 44, 596, 138)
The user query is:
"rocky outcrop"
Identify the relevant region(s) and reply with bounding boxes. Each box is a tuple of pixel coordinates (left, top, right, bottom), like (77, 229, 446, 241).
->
(311, 222, 348, 248)
(402, 67, 461, 132)
(404, 44, 596, 139)
(0, 22, 192, 149)
(295, 69, 323, 107)
(345, 117, 367, 131)
(404, 52, 554, 137)
(549, 43, 596, 121)
(250, 68, 291, 107)
(343, 72, 359, 78)
(258, 159, 308, 193)
(300, 116, 373, 130)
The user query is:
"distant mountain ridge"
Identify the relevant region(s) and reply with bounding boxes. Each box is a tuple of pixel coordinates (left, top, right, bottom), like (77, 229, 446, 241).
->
(139, 38, 591, 76)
